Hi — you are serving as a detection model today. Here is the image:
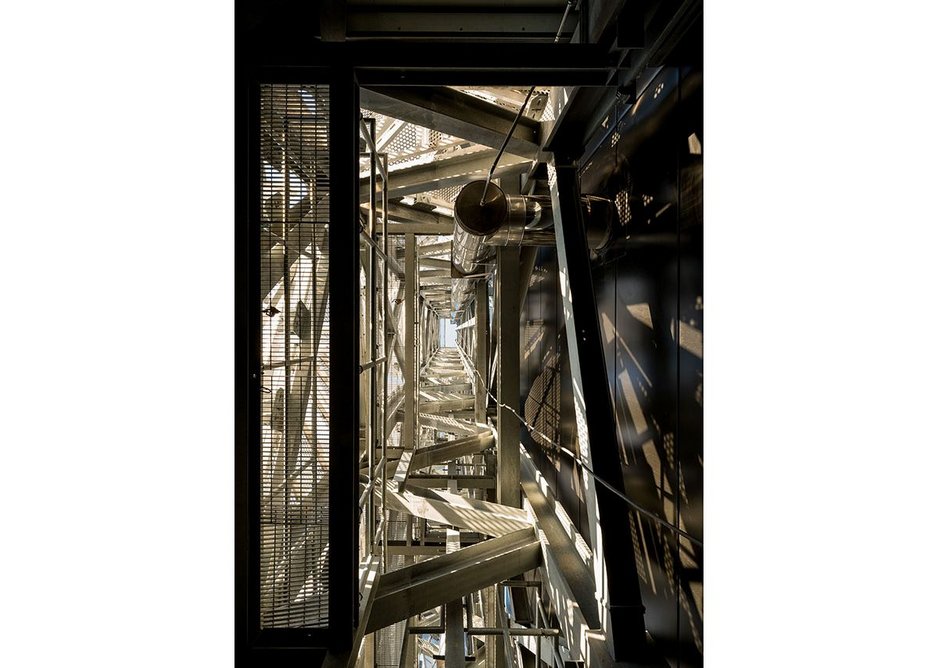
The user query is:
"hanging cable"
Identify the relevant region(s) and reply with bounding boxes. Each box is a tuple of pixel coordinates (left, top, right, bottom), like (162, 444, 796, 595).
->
(478, 0, 578, 205)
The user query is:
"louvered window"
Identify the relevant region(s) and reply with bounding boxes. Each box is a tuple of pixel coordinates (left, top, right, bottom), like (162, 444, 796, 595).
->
(259, 83, 331, 629)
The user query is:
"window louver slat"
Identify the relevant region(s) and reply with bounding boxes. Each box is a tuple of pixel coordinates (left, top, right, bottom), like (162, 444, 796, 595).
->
(259, 83, 330, 629)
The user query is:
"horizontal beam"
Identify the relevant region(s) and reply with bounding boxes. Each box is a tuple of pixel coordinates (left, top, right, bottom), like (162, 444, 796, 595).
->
(407, 475, 495, 491)
(410, 431, 495, 470)
(419, 414, 481, 436)
(418, 398, 475, 414)
(383, 487, 531, 537)
(366, 528, 541, 633)
(419, 269, 452, 278)
(420, 383, 471, 394)
(418, 241, 452, 257)
(347, 10, 571, 40)
(419, 257, 452, 269)
(385, 545, 448, 556)
(416, 276, 454, 286)
(407, 627, 560, 637)
(251, 40, 615, 76)
(360, 149, 529, 200)
(361, 86, 539, 158)
(385, 387, 406, 436)
(379, 223, 455, 235)
(363, 201, 453, 227)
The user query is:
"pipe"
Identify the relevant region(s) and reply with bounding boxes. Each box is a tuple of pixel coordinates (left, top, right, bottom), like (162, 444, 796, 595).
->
(453, 180, 615, 275)
(450, 179, 616, 309)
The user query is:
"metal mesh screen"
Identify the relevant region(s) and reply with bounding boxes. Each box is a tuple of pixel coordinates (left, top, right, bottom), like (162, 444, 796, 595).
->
(259, 83, 331, 629)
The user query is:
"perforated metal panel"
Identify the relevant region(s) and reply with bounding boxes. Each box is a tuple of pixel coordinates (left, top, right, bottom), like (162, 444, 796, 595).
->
(259, 83, 331, 629)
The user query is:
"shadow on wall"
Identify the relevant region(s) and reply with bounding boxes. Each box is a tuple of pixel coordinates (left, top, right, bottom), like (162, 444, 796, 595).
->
(520, 64, 703, 667)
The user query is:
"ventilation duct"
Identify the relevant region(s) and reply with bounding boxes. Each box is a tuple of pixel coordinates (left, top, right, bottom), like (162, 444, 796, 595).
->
(451, 179, 616, 309)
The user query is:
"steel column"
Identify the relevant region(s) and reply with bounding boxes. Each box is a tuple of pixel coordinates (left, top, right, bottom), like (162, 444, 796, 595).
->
(329, 70, 359, 649)
(445, 526, 467, 668)
(549, 157, 647, 661)
(365, 118, 378, 555)
(496, 247, 521, 509)
(474, 280, 489, 424)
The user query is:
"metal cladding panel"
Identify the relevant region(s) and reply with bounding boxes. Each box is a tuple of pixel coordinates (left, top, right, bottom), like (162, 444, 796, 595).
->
(259, 83, 331, 629)
(599, 65, 703, 667)
(519, 65, 703, 667)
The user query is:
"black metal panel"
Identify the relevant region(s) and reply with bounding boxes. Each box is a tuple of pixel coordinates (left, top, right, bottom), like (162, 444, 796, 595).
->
(329, 69, 360, 650)
(518, 60, 703, 668)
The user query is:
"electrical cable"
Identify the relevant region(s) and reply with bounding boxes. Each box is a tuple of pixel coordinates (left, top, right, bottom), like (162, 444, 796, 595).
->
(479, 0, 579, 205)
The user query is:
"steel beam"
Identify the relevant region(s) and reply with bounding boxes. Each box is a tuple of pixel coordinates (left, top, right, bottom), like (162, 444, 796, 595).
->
(409, 431, 495, 470)
(474, 280, 489, 424)
(386, 545, 448, 557)
(417, 241, 452, 257)
(407, 475, 496, 491)
(445, 529, 466, 668)
(360, 149, 529, 200)
(416, 276, 455, 286)
(365, 121, 379, 555)
(418, 397, 475, 414)
(521, 448, 600, 664)
(360, 86, 539, 158)
(418, 269, 453, 278)
(379, 221, 454, 235)
(419, 414, 480, 436)
(403, 235, 417, 451)
(249, 38, 614, 81)
(550, 157, 647, 661)
(420, 257, 452, 269)
(365, 528, 541, 634)
(407, 627, 560, 637)
(496, 247, 521, 509)
(347, 10, 571, 40)
(362, 201, 453, 227)
(382, 488, 531, 538)
(543, 85, 617, 158)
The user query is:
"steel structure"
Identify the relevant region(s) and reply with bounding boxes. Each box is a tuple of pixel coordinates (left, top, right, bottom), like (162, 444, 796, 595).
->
(237, 1, 703, 667)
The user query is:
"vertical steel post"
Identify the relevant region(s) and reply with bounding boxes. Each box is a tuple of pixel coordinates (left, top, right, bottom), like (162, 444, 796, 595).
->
(381, 152, 390, 495)
(496, 247, 520, 509)
(534, 586, 542, 668)
(380, 153, 390, 575)
(366, 118, 377, 554)
(403, 235, 417, 451)
(329, 70, 359, 647)
(399, 617, 416, 668)
(444, 464, 466, 668)
(549, 156, 646, 661)
(474, 279, 488, 424)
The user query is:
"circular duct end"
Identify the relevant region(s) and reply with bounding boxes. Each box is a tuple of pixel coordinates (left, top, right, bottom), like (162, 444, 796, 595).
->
(454, 180, 508, 236)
